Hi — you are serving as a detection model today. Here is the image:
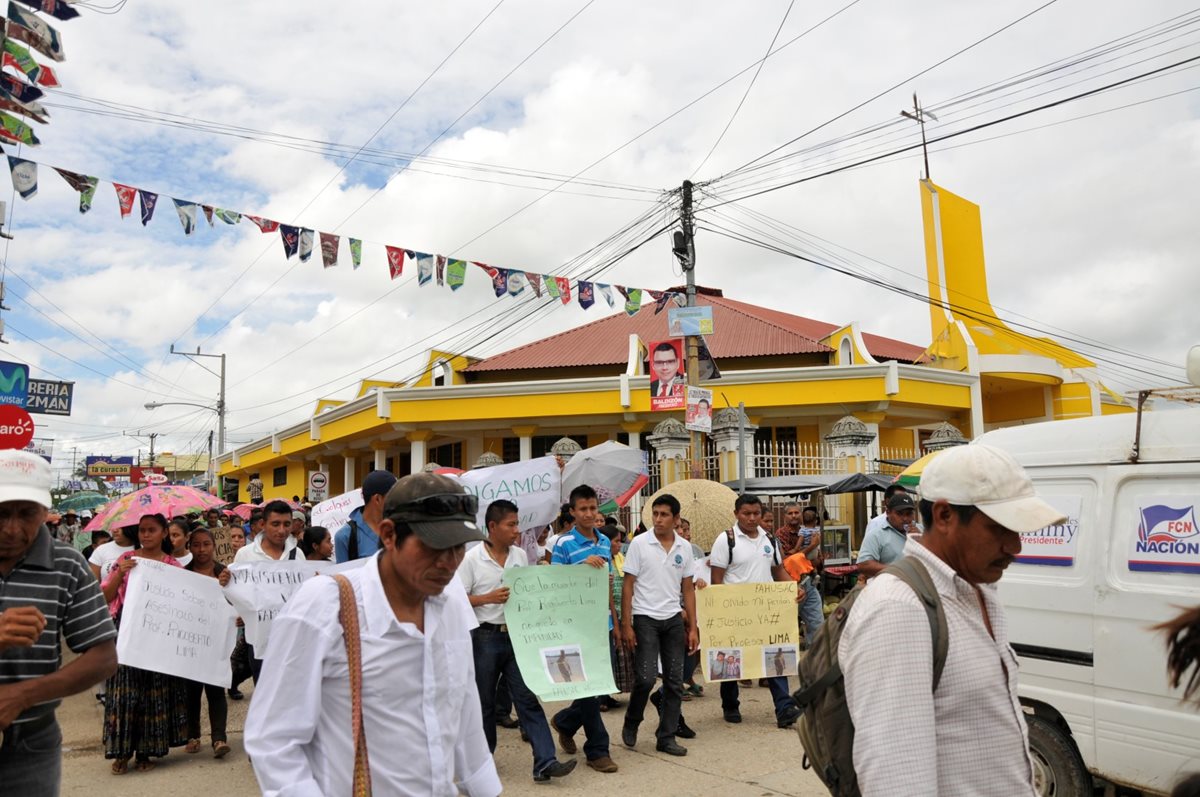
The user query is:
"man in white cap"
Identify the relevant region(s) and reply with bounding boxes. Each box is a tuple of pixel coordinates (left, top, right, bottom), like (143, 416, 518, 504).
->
(246, 472, 500, 796)
(0, 450, 118, 796)
(840, 444, 1064, 796)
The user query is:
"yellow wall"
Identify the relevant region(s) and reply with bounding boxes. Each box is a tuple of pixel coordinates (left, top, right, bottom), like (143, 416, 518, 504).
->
(878, 426, 915, 451)
(1052, 383, 1093, 420)
(983, 386, 1046, 424)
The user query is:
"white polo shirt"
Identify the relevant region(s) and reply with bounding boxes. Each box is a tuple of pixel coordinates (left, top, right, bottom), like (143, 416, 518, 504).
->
(456, 542, 528, 625)
(234, 533, 299, 564)
(623, 530, 694, 620)
(708, 526, 779, 584)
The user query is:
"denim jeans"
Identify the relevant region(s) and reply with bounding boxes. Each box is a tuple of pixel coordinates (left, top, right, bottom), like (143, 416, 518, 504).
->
(0, 715, 62, 797)
(552, 695, 610, 761)
(624, 614, 685, 743)
(799, 584, 825, 648)
(494, 671, 513, 720)
(720, 676, 797, 720)
(472, 626, 558, 776)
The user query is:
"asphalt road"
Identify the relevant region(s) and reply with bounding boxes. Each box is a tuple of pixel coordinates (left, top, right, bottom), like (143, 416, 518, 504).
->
(58, 678, 832, 796)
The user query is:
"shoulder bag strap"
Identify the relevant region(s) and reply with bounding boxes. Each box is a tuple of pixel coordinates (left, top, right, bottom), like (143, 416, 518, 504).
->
(884, 556, 950, 691)
(332, 574, 372, 797)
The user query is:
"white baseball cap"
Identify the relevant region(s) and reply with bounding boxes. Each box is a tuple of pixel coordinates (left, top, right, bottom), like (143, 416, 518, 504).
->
(919, 443, 1065, 533)
(0, 449, 52, 508)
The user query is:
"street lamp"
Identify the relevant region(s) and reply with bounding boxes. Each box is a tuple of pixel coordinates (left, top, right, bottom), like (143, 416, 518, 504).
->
(145, 400, 225, 455)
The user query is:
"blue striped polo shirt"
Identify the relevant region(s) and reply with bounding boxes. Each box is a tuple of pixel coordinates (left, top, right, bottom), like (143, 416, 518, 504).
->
(551, 527, 614, 629)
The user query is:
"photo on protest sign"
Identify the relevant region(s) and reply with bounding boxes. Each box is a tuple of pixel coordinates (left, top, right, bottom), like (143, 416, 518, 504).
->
(697, 581, 799, 681)
(707, 647, 744, 682)
(685, 386, 713, 433)
(542, 645, 586, 685)
(647, 339, 686, 411)
(763, 644, 799, 678)
(115, 559, 238, 688)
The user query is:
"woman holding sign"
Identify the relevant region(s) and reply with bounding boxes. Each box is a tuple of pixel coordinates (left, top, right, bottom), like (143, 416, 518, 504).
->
(183, 528, 233, 759)
(100, 513, 188, 774)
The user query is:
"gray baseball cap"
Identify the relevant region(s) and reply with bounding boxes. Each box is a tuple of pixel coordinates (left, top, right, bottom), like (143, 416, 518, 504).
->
(383, 473, 485, 549)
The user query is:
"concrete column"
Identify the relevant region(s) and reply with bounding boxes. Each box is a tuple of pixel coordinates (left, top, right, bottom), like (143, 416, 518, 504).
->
(373, 446, 387, 470)
(343, 455, 356, 491)
(512, 426, 538, 461)
(465, 436, 484, 469)
(646, 418, 690, 487)
(408, 430, 434, 473)
(620, 422, 648, 521)
(709, 409, 758, 483)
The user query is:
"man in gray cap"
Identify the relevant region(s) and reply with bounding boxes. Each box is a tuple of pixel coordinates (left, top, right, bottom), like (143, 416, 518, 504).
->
(246, 473, 500, 796)
(0, 450, 117, 796)
(335, 470, 398, 563)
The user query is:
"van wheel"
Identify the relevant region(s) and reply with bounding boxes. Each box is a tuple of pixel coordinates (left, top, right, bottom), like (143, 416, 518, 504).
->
(1027, 715, 1092, 797)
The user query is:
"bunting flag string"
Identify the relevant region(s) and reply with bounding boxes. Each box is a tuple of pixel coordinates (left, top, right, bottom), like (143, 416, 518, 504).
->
(7, 3, 67, 61)
(6, 154, 671, 318)
(0, 111, 38, 145)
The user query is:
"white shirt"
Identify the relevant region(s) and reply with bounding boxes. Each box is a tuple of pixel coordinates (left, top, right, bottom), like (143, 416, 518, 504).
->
(839, 539, 1036, 796)
(234, 533, 299, 563)
(88, 541, 133, 580)
(245, 553, 500, 797)
(456, 542, 528, 625)
(175, 552, 193, 567)
(708, 526, 779, 584)
(622, 530, 694, 619)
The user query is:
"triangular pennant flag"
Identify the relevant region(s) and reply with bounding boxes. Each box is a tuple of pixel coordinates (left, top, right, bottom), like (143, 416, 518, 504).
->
(0, 111, 38, 146)
(623, 288, 643, 316)
(215, 208, 241, 225)
(6, 156, 36, 200)
(2, 39, 42, 84)
(6, 4, 65, 61)
(349, 238, 362, 269)
(507, 270, 526, 297)
(247, 215, 280, 234)
(446, 258, 467, 290)
(112, 183, 136, 218)
(697, 335, 722, 381)
(0, 73, 41, 104)
(653, 291, 679, 314)
(201, 205, 214, 226)
(34, 63, 59, 88)
(386, 246, 406, 279)
(545, 275, 560, 299)
(138, 189, 158, 225)
(598, 283, 615, 308)
(298, 228, 314, 262)
(554, 277, 571, 305)
(578, 280, 595, 310)
(646, 289, 664, 303)
(54, 168, 97, 213)
(172, 199, 198, 235)
(10, 0, 80, 21)
(436, 254, 446, 287)
(490, 267, 509, 297)
(411, 251, 433, 285)
(525, 272, 542, 298)
(279, 225, 299, 259)
(320, 232, 339, 269)
(0, 83, 48, 123)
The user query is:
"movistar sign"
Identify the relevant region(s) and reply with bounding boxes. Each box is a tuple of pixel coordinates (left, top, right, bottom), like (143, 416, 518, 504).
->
(0, 360, 29, 407)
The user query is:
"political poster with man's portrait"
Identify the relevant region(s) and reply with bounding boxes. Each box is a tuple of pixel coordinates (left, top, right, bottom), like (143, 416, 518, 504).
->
(686, 386, 713, 433)
(647, 339, 686, 411)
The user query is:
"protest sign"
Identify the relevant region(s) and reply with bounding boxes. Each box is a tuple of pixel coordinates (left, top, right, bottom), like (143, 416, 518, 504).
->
(503, 564, 616, 701)
(224, 558, 365, 654)
(697, 581, 798, 682)
(312, 488, 362, 533)
(454, 457, 561, 533)
(115, 559, 238, 688)
(212, 525, 235, 565)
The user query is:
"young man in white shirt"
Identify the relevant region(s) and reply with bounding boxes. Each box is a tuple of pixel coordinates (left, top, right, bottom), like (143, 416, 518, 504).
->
(709, 493, 803, 728)
(840, 444, 1063, 796)
(620, 493, 698, 756)
(458, 499, 577, 784)
(245, 473, 500, 797)
(233, 499, 300, 682)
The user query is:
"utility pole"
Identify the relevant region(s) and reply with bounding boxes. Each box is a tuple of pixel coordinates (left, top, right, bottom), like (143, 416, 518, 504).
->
(673, 180, 702, 478)
(206, 430, 214, 492)
(900, 93, 938, 181)
(169, 345, 226, 455)
(125, 431, 158, 472)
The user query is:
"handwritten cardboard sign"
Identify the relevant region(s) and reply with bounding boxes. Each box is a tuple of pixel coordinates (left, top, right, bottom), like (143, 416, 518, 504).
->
(503, 564, 616, 701)
(211, 525, 236, 565)
(115, 559, 238, 687)
(696, 582, 798, 682)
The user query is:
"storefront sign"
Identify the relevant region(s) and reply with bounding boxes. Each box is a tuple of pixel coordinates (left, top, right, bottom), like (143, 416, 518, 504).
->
(25, 378, 73, 415)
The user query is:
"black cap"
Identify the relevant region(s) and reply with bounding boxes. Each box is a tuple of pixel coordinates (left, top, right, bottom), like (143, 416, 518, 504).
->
(361, 470, 398, 502)
(887, 492, 917, 511)
(383, 473, 486, 550)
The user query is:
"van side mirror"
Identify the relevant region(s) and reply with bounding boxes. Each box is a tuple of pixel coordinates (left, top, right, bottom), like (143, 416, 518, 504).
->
(1188, 344, 1200, 388)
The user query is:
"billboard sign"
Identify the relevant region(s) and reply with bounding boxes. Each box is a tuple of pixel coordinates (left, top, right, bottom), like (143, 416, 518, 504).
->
(0, 360, 29, 407)
(25, 379, 73, 415)
(86, 456, 134, 480)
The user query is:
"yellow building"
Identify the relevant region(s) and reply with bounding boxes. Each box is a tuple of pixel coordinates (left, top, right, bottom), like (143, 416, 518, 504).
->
(216, 180, 1125, 510)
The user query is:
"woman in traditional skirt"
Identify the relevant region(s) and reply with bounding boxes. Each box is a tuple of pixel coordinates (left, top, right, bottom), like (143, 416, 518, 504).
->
(182, 527, 232, 758)
(100, 512, 188, 774)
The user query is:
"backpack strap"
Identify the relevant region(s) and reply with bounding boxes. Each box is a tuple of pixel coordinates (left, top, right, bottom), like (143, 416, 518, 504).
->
(333, 574, 372, 797)
(883, 556, 949, 691)
(347, 518, 360, 561)
(726, 527, 737, 561)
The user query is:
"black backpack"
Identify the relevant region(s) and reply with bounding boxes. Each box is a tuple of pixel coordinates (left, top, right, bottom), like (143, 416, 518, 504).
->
(792, 556, 948, 796)
(724, 526, 782, 567)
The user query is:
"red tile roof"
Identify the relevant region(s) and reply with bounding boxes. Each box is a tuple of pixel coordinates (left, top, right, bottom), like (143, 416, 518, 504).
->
(465, 292, 925, 373)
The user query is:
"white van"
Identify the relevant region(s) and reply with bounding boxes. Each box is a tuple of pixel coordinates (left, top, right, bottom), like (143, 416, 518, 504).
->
(980, 404, 1200, 795)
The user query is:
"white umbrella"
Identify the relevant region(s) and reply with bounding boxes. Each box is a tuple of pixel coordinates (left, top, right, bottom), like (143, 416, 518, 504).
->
(560, 441, 648, 508)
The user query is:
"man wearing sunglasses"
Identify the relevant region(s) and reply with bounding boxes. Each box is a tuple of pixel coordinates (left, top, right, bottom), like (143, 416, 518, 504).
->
(245, 473, 501, 796)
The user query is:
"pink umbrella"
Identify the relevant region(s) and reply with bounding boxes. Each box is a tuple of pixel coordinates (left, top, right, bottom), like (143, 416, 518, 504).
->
(228, 501, 300, 521)
(84, 485, 226, 532)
